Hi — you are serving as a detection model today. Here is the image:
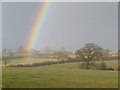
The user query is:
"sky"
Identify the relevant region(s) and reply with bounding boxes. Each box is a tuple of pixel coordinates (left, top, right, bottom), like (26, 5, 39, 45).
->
(2, 2, 118, 52)
(0, 2, 2, 52)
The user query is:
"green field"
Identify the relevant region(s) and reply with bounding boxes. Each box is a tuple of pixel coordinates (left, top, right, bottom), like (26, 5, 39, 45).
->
(2, 60, 118, 88)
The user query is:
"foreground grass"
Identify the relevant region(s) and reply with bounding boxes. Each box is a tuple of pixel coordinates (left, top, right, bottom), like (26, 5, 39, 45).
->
(3, 62, 118, 88)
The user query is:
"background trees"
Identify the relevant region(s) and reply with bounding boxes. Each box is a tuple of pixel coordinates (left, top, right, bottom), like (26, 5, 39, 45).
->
(75, 43, 109, 69)
(54, 51, 68, 61)
(17, 46, 23, 53)
(2, 49, 14, 66)
(44, 47, 51, 52)
(59, 47, 66, 52)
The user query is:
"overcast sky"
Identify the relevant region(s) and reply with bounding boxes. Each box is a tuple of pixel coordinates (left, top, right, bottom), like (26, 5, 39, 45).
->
(0, 2, 2, 52)
(2, 2, 118, 51)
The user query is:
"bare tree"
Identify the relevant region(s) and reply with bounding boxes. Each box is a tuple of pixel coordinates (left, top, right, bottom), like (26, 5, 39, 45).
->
(30, 49, 38, 59)
(17, 46, 23, 53)
(54, 51, 68, 60)
(2, 50, 14, 66)
(44, 47, 51, 52)
(3, 48, 7, 53)
(75, 43, 108, 69)
(59, 47, 66, 52)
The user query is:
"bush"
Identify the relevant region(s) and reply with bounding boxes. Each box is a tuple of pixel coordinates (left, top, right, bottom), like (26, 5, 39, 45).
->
(117, 65, 120, 71)
(105, 67, 114, 71)
(79, 62, 97, 70)
(97, 61, 114, 71)
(98, 61, 107, 70)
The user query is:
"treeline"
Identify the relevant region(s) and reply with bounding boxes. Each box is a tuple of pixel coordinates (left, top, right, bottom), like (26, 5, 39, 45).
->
(9, 57, 78, 67)
(2, 43, 119, 70)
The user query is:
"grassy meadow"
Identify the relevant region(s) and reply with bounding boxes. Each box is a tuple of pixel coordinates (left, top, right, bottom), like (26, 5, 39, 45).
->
(2, 60, 118, 88)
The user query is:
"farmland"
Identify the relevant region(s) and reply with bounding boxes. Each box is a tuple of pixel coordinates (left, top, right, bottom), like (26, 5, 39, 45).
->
(2, 1, 118, 89)
(2, 60, 118, 88)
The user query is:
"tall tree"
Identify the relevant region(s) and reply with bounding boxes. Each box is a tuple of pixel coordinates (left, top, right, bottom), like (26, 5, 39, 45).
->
(44, 47, 51, 52)
(17, 46, 23, 53)
(75, 43, 108, 69)
(2, 49, 14, 66)
(30, 49, 38, 59)
(54, 51, 68, 60)
(3, 48, 7, 53)
(60, 47, 66, 52)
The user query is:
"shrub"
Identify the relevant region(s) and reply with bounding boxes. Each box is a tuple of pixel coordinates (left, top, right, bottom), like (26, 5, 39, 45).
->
(117, 65, 120, 71)
(98, 61, 107, 70)
(97, 61, 114, 71)
(105, 67, 114, 71)
(79, 62, 97, 70)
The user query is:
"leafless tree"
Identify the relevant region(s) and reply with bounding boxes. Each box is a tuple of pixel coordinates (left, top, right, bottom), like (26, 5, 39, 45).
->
(75, 43, 108, 69)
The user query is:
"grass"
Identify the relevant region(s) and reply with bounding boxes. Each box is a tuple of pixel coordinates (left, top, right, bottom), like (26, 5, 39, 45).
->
(2, 60, 118, 88)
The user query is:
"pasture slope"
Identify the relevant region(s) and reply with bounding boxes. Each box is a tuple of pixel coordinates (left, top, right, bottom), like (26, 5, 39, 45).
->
(2, 60, 118, 88)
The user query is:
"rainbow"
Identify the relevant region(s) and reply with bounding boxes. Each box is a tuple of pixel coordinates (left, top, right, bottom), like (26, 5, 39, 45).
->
(25, 2, 51, 52)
